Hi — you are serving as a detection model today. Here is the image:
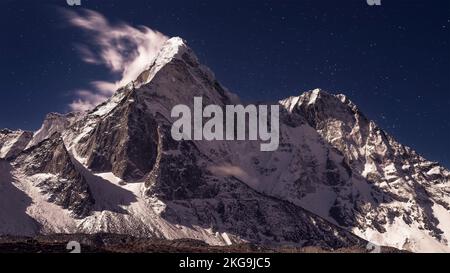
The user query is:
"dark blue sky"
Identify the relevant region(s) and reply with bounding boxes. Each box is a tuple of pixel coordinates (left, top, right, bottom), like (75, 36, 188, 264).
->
(0, 0, 449, 168)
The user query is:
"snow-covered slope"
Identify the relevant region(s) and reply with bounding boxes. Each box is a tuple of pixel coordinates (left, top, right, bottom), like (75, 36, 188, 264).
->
(0, 129, 33, 159)
(274, 89, 450, 252)
(27, 112, 82, 148)
(0, 38, 365, 250)
(0, 37, 448, 252)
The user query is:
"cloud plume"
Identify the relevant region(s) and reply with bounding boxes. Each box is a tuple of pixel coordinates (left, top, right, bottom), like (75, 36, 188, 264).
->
(63, 9, 168, 112)
(208, 164, 259, 188)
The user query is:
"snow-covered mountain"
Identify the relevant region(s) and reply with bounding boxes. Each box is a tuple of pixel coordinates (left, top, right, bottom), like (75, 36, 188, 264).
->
(0, 129, 33, 159)
(278, 90, 450, 252)
(0, 37, 448, 252)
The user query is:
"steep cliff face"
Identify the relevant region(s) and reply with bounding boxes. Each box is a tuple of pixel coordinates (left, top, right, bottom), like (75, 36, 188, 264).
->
(12, 134, 94, 218)
(0, 129, 33, 159)
(72, 90, 160, 181)
(0, 37, 448, 252)
(275, 89, 450, 252)
(27, 112, 81, 149)
(63, 38, 235, 182)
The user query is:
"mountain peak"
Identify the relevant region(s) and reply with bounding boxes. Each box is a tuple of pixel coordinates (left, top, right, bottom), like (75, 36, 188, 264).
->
(279, 88, 334, 113)
(302, 88, 334, 103)
(296, 89, 361, 115)
(3, 35, 450, 252)
(165, 36, 187, 49)
(132, 36, 198, 88)
(156, 36, 189, 61)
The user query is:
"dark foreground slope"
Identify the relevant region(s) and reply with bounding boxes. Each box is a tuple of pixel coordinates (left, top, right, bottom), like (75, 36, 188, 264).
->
(0, 234, 404, 253)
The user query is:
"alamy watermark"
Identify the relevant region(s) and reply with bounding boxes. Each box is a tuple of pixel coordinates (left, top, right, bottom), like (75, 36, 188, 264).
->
(366, 242, 382, 253)
(66, 0, 81, 6)
(366, 0, 381, 6)
(66, 241, 81, 253)
(171, 97, 280, 152)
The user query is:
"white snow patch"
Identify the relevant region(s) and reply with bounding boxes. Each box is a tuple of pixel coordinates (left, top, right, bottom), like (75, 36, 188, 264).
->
(308, 89, 321, 105)
(221, 232, 233, 246)
(427, 166, 442, 176)
(353, 214, 450, 253)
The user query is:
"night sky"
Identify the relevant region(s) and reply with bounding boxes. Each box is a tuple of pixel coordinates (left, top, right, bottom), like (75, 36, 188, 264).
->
(0, 0, 449, 168)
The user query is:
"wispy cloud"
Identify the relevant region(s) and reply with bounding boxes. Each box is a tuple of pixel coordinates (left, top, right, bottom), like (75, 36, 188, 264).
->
(208, 164, 259, 188)
(63, 9, 168, 112)
(69, 89, 106, 112)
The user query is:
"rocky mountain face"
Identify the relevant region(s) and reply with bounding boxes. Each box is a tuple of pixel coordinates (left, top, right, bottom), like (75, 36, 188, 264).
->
(12, 133, 93, 218)
(0, 37, 448, 252)
(27, 112, 81, 148)
(276, 90, 450, 251)
(0, 129, 33, 159)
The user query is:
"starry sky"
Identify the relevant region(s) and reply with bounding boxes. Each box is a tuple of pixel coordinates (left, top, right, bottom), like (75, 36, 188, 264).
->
(0, 0, 449, 167)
